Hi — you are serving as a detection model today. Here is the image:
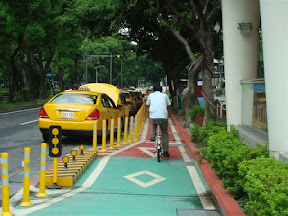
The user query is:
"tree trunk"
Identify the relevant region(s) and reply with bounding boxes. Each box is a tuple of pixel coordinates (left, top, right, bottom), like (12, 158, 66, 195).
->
(183, 57, 202, 127)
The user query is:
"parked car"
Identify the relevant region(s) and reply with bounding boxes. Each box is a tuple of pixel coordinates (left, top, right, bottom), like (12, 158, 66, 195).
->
(120, 90, 137, 116)
(39, 83, 123, 141)
(132, 90, 144, 110)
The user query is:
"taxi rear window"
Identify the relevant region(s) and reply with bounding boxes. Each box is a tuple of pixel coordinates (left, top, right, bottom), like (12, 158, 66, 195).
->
(51, 94, 97, 104)
(121, 93, 130, 99)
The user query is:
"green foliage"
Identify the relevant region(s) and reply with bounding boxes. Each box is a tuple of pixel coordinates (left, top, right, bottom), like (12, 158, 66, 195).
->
(13, 88, 28, 103)
(190, 121, 226, 145)
(206, 130, 269, 198)
(0, 88, 9, 96)
(188, 105, 205, 121)
(239, 157, 288, 216)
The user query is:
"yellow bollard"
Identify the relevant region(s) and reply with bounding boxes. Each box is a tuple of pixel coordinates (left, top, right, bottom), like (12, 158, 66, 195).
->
(101, 120, 107, 152)
(36, 143, 48, 197)
(109, 119, 115, 149)
(93, 122, 98, 151)
(134, 116, 139, 141)
(116, 117, 122, 147)
(19, 148, 33, 206)
(129, 116, 134, 143)
(1, 153, 13, 216)
(123, 117, 129, 144)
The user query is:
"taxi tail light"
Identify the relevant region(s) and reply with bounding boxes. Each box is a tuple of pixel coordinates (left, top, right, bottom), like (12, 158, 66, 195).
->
(86, 109, 100, 120)
(39, 107, 49, 119)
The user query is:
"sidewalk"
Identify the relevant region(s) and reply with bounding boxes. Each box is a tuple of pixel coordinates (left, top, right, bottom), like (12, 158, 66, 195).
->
(8, 114, 243, 216)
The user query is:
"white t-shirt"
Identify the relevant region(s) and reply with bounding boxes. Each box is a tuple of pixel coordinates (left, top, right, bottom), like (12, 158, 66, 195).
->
(146, 91, 171, 119)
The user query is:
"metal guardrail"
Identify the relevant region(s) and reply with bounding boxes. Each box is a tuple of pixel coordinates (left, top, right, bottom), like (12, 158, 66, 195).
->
(252, 90, 267, 129)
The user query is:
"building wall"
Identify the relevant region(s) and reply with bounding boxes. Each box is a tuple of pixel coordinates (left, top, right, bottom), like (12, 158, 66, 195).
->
(222, 0, 260, 128)
(260, 0, 288, 154)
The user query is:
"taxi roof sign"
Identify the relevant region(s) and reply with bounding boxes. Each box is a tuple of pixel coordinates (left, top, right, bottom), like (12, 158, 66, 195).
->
(79, 83, 120, 106)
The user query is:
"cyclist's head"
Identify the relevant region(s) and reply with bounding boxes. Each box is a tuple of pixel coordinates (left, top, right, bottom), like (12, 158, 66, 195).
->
(153, 85, 162, 92)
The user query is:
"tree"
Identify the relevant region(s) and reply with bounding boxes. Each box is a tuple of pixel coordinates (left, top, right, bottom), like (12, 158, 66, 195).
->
(112, 0, 222, 122)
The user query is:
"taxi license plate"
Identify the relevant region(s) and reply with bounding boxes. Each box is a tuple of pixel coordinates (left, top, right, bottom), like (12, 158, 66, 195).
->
(61, 111, 74, 119)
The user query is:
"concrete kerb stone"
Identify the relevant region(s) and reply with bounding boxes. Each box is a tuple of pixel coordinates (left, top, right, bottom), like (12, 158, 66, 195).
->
(170, 113, 246, 216)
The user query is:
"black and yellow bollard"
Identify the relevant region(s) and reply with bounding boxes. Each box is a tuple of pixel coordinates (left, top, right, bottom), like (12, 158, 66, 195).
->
(36, 143, 48, 197)
(93, 122, 97, 151)
(62, 156, 69, 168)
(116, 117, 122, 147)
(101, 120, 107, 152)
(1, 153, 14, 216)
(80, 145, 85, 155)
(20, 148, 33, 206)
(48, 126, 62, 189)
(71, 150, 77, 161)
(123, 117, 129, 145)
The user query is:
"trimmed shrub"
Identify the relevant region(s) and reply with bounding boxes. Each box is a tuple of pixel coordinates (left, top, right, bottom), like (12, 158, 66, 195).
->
(190, 121, 226, 145)
(239, 157, 288, 216)
(206, 127, 269, 198)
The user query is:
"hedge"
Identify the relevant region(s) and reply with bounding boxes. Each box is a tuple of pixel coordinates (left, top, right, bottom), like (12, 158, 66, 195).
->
(191, 122, 288, 215)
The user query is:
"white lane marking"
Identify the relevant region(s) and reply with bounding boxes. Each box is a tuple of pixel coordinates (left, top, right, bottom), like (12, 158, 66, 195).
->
(7, 117, 150, 215)
(172, 118, 216, 210)
(124, 170, 166, 188)
(168, 118, 181, 142)
(187, 166, 215, 210)
(20, 119, 38, 125)
(138, 147, 156, 158)
(0, 107, 41, 116)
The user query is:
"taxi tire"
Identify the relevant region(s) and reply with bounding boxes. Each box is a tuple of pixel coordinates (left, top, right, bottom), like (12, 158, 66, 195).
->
(42, 133, 49, 142)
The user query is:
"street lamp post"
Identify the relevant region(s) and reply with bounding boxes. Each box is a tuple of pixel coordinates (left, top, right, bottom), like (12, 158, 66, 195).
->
(94, 65, 105, 83)
(110, 49, 122, 85)
(120, 59, 126, 88)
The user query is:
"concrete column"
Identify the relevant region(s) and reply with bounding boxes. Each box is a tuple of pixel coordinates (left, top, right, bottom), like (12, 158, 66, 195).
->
(260, 0, 288, 154)
(222, 0, 260, 128)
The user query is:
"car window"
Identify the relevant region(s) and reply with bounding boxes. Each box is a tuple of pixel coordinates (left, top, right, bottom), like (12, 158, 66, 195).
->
(51, 94, 97, 104)
(101, 95, 112, 108)
(119, 94, 126, 104)
(121, 93, 130, 99)
(106, 96, 117, 108)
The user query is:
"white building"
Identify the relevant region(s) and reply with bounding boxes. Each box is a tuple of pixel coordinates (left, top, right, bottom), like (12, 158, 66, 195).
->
(222, 0, 288, 160)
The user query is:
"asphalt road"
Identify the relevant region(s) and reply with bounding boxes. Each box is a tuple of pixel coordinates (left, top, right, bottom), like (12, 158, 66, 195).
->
(0, 107, 94, 206)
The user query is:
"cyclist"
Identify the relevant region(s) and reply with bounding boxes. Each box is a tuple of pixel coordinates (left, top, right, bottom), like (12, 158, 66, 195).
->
(146, 85, 171, 157)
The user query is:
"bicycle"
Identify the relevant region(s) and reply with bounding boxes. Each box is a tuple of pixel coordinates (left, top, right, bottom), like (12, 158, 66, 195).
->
(154, 121, 163, 162)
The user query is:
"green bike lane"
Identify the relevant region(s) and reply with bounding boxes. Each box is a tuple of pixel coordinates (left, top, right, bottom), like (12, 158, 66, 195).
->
(12, 118, 222, 216)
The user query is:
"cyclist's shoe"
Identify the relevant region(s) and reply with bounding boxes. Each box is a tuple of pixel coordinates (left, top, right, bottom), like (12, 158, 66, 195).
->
(149, 137, 155, 141)
(163, 151, 170, 157)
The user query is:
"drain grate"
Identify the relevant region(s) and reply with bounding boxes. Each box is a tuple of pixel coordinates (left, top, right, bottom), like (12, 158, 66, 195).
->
(169, 161, 195, 166)
(177, 209, 220, 216)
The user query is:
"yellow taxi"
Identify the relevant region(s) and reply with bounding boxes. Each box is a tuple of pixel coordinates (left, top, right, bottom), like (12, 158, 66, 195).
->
(120, 90, 137, 116)
(118, 94, 130, 118)
(39, 83, 123, 141)
(132, 90, 144, 110)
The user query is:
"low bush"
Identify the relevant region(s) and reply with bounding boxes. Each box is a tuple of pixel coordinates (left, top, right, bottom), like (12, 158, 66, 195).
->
(188, 105, 205, 121)
(206, 128, 269, 198)
(239, 157, 288, 216)
(190, 121, 226, 145)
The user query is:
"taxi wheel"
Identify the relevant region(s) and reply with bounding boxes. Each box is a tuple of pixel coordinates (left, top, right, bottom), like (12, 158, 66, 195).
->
(42, 133, 49, 142)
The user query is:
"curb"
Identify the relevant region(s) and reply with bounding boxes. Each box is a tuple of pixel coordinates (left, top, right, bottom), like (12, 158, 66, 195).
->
(170, 113, 245, 216)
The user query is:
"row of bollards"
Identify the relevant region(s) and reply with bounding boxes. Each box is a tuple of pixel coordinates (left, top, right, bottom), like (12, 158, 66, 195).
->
(92, 102, 147, 152)
(0, 103, 147, 215)
(0, 143, 88, 215)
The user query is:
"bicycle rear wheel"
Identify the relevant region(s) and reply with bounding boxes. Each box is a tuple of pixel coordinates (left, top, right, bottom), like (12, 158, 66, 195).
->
(157, 148, 161, 162)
